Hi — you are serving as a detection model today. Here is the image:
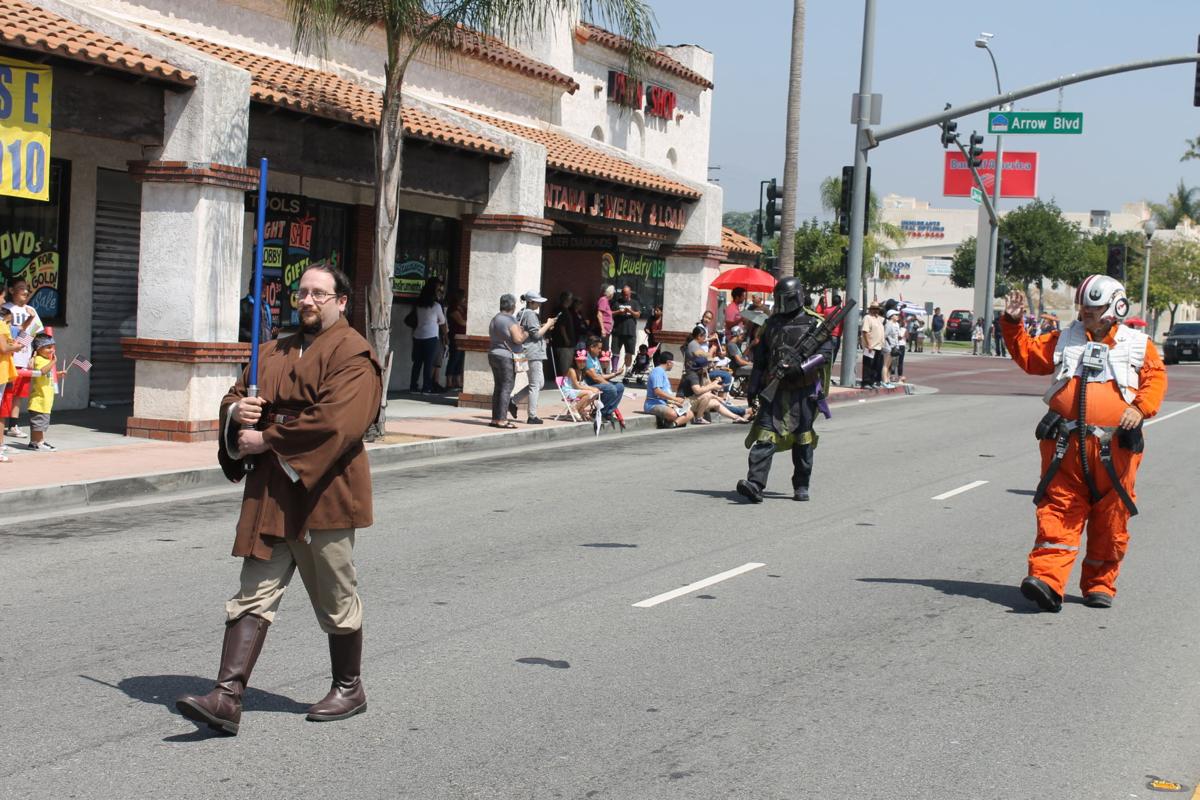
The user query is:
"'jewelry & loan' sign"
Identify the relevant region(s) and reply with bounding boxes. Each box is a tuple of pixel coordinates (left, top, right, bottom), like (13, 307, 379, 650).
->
(545, 179, 688, 233)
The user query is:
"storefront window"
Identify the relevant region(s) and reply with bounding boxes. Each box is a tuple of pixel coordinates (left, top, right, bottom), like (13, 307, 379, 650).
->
(248, 192, 352, 329)
(605, 250, 665, 312)
(0, 159, 70, 324)
(393, 210, 458, 299)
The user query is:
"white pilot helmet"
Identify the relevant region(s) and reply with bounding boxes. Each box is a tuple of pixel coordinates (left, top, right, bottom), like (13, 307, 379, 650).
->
(1075, 274, 1130, 323)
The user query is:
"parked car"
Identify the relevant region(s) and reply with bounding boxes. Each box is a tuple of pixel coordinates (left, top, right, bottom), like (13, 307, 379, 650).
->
(945, 309, 974, 341)
(1163, 321, 1200, 364)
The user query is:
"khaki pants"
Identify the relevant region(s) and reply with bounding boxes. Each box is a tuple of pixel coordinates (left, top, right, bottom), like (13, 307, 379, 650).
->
(225, 528, 362, 635)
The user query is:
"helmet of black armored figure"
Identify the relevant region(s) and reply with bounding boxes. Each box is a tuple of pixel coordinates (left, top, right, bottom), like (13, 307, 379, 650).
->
(1075, 274, 1129, 324)
(773, 276, 805, 315)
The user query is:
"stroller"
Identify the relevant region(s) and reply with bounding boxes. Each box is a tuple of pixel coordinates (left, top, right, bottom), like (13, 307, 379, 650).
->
(622, 345, 653, 386)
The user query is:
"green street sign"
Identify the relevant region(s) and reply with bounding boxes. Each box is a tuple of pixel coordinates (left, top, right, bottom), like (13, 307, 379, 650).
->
(970, 186, 983, 205)
(988, 111, 1083, 134)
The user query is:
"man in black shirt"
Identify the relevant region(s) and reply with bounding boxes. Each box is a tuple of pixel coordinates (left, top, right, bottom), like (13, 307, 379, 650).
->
(609, 284, 641, 373)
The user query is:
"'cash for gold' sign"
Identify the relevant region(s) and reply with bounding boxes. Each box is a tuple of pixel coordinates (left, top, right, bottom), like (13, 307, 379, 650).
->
(0, 57, 51, 201)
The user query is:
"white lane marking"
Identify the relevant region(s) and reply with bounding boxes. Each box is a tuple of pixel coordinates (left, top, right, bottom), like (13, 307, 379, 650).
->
(931, 480, 989, 501)
(1144, 402, 1200, 427)
(633, 562, 766, 608)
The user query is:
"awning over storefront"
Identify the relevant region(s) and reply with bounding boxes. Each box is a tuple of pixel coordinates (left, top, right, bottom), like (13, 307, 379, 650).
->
(154, 29, 511, 159)
(0, 0, 194, 86)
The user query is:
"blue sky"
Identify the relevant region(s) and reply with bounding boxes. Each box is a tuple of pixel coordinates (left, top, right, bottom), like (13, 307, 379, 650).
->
(645, 0, 1200, 221)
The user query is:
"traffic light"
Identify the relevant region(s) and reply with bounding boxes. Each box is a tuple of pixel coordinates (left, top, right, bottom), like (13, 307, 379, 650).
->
(837, 165, 871, 236)
(968, 132, 985, 169)
(999, 237, 1016, 272)
(940, 119, 958, 149)
(1106, 243, 1128, 281)
(838, 166, 853, 235)
(765, 179, 783, 236)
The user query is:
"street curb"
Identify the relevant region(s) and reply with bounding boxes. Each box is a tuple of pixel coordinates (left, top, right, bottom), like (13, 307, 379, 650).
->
(8, 385, 909, 516)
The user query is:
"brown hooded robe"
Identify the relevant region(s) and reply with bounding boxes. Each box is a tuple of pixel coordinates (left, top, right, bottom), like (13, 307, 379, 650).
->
(218, 317, 383, 560)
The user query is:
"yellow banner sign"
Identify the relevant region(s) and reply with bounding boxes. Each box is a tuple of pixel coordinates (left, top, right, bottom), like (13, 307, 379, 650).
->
(0, 57, 52, 201)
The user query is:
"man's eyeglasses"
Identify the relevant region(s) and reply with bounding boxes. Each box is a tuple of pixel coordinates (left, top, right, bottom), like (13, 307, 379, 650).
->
(293, 289, 338, 304)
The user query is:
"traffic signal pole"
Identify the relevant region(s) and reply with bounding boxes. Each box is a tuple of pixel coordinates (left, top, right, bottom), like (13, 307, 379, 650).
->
(839, 0, 876, 390)
(840, 22, 1200, 387)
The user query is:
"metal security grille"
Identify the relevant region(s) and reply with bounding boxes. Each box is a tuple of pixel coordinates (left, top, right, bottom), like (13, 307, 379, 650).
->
(89, 171, 140, 405)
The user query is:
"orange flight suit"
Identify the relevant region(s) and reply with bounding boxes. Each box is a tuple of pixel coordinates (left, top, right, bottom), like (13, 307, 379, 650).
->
(1001, 317, 1167, 598)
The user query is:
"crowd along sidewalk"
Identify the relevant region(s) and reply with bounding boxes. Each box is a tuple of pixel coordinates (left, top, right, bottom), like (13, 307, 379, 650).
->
(0, 381, 909, 514)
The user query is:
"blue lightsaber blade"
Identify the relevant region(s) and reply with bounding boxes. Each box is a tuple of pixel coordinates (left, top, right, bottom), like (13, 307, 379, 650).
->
(245, 156, 268, 473)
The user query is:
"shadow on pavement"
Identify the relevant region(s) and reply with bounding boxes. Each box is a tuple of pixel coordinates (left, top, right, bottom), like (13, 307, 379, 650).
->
(80, 673, 309, 716)
(673, 487, 751, 504)
(856, 578, 1051, 614)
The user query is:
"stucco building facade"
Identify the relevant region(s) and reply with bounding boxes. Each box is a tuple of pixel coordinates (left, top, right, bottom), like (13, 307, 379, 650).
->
(1, 0, 730, 438)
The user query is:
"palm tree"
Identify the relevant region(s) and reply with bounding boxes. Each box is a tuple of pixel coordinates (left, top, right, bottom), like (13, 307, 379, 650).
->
(286, 0, 656, 436)
(1149, 179, 1200, 230)
(776, 0, 805, 277)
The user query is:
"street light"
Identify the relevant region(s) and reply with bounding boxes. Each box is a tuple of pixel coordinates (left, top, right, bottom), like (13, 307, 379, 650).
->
(1141, 219, 1156, 328)
(976, 33, 1004, 355)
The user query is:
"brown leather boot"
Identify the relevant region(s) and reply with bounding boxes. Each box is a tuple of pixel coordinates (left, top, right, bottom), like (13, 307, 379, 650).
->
(175, 614, 270, 735)
(306, 628, 367, 722)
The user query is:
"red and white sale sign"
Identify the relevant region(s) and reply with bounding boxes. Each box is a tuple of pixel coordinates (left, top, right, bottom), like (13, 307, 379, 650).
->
(943, 151, 1038, 198)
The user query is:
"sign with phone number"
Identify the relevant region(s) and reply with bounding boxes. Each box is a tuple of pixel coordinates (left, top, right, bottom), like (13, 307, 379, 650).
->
(0, 57, 52, 202)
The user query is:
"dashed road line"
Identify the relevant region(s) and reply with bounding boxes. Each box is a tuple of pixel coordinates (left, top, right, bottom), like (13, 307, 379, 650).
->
(931, 480, 989, 501)
(633, 562, 766, 608)
(1145, 401, 1200, 427)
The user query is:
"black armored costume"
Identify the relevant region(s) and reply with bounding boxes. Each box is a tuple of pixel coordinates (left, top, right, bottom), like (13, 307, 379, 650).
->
(736, 277, 834, 503)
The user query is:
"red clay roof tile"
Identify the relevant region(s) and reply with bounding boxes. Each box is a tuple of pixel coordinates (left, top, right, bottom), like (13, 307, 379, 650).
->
(156, 29, 510, 159)
(576, 22, 712, 90)
(722, 226, 762, 256)
(0, 0, 194, 85)
(446, 22, 578, 93)
(466, 110, 701, 200)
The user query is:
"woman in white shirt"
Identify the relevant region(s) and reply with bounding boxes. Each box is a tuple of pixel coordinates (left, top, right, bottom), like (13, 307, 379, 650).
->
(882, 310, 900, 389)
(410, 277, 447, 394)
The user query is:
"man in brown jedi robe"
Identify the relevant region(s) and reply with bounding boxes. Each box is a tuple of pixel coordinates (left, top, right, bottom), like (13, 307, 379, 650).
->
(176, 263, 382, 736)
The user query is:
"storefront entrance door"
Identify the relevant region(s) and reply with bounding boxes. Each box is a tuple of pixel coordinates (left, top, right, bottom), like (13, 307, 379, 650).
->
(89, 169, 140, 405)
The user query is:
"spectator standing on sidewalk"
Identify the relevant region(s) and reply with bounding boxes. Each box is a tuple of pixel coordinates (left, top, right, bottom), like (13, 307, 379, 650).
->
(883, 310, 901, 388)
(2, 278, 43, 438)
(176, 263, 382, 736)
(610, 284, 642, 372)
(893, 314, 908, 383)
(0, 305, 16, 461)
(409, 278, 447, 394)
(992, 311, 1007, 357)
(972, 318, 985, 355)
(860, 301, 885, 388)
(446, 289, 467, 392)
(550, 290, 577, 377)
(644, 304, 663, 349)
(488, 294, 527, 429)
(644, 349, 694, 428)
(724, 287, 746, 333)
(907, 314, 923, 353)
(511, 290, 556, 425)
(930, 307, 945, 353)
(238, 276, 276, 343)
(595, 285, 615, 351)
(25, 333, 57, 451)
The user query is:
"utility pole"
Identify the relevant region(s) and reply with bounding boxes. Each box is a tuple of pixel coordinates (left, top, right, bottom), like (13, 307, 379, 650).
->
(838, 0, 876, 389)
(777, 0, 806, 277)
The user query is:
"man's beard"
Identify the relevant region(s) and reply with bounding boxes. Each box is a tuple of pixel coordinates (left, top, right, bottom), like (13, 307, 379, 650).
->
(300, 310, 322, 334)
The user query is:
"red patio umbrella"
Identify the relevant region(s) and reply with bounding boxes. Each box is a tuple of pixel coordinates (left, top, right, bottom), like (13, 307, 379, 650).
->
(710, 266, 776, 293)
(1125, 316, 1147, 328)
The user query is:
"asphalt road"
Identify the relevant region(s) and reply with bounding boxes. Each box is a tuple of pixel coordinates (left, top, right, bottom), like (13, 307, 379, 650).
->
(4, 370, 1200, 800)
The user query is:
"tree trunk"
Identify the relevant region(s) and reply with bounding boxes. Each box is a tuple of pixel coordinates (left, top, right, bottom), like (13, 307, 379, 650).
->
(776, 0, 805, 278)
(365, 65, 405, 441)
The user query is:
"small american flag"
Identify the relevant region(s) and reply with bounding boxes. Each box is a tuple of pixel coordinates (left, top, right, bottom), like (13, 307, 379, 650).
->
(71, 356, 92, 373)
(13, 329, 32, 348)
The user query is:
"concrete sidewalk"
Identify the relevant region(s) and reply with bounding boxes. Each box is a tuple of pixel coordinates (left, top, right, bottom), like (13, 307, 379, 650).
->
(0, 381, 909, 513)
